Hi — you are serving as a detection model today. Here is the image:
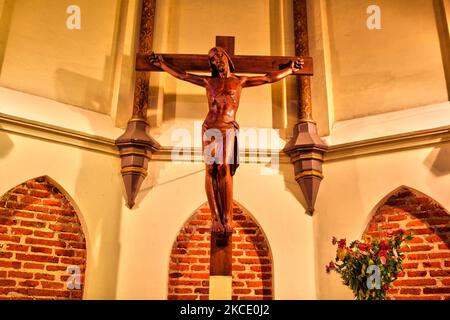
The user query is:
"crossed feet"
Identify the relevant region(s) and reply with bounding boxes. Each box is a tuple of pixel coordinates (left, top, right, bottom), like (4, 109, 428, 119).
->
(212, 219, 233, 236)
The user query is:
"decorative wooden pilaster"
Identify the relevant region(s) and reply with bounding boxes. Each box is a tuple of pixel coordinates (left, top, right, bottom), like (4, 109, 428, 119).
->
(283, 0, 328, 215)
(115, 0, 161, 208)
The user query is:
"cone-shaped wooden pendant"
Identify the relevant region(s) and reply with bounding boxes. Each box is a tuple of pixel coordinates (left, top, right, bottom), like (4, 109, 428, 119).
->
(121, 171, 145, 209)
(284, 121, 328, 215)
(116, 118, 160, 208)
(297, 175, 322, 215)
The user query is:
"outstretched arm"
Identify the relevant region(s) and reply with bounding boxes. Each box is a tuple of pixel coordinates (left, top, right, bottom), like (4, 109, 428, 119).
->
(149, 53, 207, 87)
(242, 59, 304, 88)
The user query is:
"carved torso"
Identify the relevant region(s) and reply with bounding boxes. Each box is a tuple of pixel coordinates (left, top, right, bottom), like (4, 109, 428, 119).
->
(204, 76, 243, 129)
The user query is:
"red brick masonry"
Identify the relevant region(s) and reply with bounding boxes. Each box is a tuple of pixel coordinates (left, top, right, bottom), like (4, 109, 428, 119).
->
(0, 177, 86, 300)
(363, 187, 450, 300)
(168, 202, 272, 300)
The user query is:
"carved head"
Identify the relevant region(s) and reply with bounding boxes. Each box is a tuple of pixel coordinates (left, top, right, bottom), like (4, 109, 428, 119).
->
(208, 47, 235, 77)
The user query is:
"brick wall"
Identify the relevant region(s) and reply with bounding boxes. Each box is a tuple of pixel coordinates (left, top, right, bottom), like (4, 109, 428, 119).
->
(0, 176, 86, 300)
(168, 202, 272, 300)
(363, 187, 450, 300)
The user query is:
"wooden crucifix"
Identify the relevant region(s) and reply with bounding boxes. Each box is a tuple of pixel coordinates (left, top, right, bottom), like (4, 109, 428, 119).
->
(139, 36, 313, 279)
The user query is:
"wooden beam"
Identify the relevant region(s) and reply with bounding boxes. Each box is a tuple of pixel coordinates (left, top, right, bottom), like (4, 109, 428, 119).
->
(216, 36, 235, 56)
(136, 53, 313, 75)
(210, 235, 232, 276)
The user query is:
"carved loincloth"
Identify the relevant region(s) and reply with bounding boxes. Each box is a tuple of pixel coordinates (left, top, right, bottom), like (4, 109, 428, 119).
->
(202, 121, 239, 176)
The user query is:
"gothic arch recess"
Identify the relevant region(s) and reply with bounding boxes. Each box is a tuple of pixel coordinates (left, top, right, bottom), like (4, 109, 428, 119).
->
(362, 186, 450, 300)
(168, 202, 273, 300)
(0, 176, 87, 300)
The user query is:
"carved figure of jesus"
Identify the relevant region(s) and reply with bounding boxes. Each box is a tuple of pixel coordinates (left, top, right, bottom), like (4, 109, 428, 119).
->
(150, 47, 303, 235)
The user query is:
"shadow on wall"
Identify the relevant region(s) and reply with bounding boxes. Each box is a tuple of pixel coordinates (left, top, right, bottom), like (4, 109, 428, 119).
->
(424, 143, 450, 177)
(161, 93, 207, 122)
(52, 0, 125, 116)
(129, 160, 168, 209)
(54, 64, 114, 115)
(278, 162, 309, 215)
(0, 124, 13, 158)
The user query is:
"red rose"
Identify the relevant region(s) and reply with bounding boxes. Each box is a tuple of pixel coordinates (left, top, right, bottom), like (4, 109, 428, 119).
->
(325, 261, 335, 273)
(338, 239, 346, 249)
(358, 242, 371, 251)
(380, 240, 390, 251)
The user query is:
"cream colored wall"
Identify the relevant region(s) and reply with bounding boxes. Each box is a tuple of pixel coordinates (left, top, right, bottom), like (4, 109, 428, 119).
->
(307, 0, 334, 136)
(0, 0, 317, 301)
(0, 0, 13, 72)
(438, 0, 450, 97)
(0, 0, 6, 60)
(150, 0, 296, 130)
(111, 0, 142, 128)
(1, 0, 448, 301)
(327, 0, 448, 121)
(115, 161, 316, 299)
(0, 0, 4, 18)
(0, 130, 124, 299)
(4, 101, 448, 301)
(0, 0, 121, 115)
(314, 141, 450, 299)
(114, 1, 317, 298)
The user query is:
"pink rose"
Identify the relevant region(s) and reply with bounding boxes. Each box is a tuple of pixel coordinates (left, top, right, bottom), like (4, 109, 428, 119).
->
(393, 248, 399, 261)
(378, 249, 388, 264)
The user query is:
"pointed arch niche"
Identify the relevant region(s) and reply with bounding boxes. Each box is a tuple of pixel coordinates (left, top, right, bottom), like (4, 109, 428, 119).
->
(362, 186, 450, 300)
(0, 176, 87, 300)
(167, 202, 273, 300)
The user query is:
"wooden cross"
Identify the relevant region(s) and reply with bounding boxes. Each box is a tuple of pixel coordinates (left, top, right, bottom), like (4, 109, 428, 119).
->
(136, 35, 313, 280)
(136, 36, 313, 76)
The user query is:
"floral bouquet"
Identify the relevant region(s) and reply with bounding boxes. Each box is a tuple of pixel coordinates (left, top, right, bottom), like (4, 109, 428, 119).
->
(326, 228, 414, 300)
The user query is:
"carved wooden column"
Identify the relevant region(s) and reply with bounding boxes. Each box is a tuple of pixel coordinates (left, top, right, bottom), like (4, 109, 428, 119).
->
(116, 0, 161, 208)
(283, 0, 328, 215)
